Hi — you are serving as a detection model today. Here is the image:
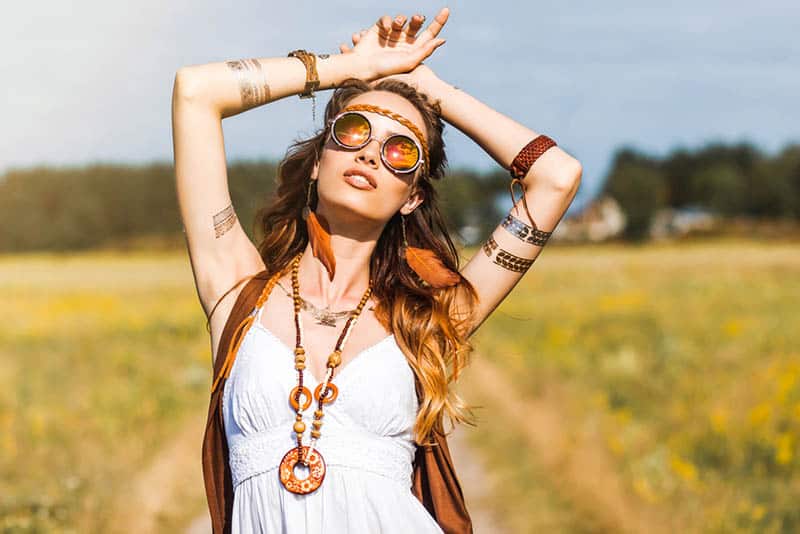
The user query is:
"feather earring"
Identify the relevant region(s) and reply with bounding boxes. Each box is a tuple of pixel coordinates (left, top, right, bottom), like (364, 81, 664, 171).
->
(302, 178, 336, 280)
(401, 214, 461, 288)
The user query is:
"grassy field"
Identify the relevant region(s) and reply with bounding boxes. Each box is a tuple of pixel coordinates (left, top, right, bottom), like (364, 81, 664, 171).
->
(466, 238, 800, 533)
(0, 252, 211, 533)
(0, 238, 797, 532)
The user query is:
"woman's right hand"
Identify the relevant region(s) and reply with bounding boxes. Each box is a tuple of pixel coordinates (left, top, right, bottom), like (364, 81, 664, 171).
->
(340, 8, 450, 81)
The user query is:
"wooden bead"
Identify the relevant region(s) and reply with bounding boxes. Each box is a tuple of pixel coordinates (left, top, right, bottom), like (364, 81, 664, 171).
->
(315, 410, 324, 418)
(312, 420, 323, 428)
(289, 386, 312, 411)
(295, 362, 306, 370)
(327, 352, 342, 368)
(294, 347, 305, 355)
(293, 421, 306, 433)
(311, 430, 321, 439)
(314, 383, 338, 404)
(295, 354, 306, 363)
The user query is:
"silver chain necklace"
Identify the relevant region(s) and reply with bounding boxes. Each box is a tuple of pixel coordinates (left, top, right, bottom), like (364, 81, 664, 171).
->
(275, 280, 355, 327)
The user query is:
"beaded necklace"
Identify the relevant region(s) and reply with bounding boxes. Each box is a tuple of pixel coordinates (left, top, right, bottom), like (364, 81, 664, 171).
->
(278, 252, 373, 494)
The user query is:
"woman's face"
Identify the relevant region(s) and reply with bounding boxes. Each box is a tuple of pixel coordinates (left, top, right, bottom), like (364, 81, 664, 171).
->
(313, 90, 427, 228)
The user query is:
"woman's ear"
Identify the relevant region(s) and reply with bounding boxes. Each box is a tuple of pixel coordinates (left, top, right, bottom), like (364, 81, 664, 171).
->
(399, 189, 425, 215)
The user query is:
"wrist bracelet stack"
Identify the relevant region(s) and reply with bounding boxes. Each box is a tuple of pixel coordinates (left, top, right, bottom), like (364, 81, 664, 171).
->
(478, 134, 559, 274)
(506, 134, 558, 247)
(288, 49, 321, 121)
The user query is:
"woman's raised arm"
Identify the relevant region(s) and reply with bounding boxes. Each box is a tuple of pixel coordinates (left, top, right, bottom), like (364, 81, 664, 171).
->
(367, 58, 582, 335)
(173, 53, 369, 120)
(171, 52, 377, 333)
(424, 67, 582, 334)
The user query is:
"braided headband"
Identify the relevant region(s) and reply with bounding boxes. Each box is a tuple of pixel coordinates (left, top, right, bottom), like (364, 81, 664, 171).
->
(338, 104, 430, 174)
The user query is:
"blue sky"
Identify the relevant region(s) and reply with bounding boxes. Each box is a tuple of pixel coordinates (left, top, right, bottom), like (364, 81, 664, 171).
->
(2, 0, 798, 213)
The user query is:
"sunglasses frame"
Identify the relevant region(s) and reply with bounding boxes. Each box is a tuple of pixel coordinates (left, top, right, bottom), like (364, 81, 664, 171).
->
(328, 111, 424, 174)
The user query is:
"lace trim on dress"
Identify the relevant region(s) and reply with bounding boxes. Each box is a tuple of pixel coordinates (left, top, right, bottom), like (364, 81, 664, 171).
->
(228, 424, 415, 489)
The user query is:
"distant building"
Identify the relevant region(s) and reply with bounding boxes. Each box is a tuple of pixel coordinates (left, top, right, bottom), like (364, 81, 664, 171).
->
(650, 206, 718, 239)
(552, 195, 626, 242)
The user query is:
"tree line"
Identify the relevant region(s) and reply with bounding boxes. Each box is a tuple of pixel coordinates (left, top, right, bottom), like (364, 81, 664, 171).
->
(0, 161, 510, 252)
(602, 141, 800, 240)
(1, 140, 797, 252)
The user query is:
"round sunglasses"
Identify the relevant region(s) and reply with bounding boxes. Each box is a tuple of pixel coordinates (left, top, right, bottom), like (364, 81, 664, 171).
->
(329, 111, 424, 174)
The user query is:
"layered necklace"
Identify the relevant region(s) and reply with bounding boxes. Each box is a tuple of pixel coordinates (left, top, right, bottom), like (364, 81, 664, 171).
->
(279, 252, 373, 494)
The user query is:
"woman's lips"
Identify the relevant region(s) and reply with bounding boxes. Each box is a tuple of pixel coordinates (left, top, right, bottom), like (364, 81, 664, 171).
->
(343, 169, 377, 190)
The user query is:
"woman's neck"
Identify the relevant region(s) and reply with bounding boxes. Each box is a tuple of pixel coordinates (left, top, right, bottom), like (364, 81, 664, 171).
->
(296, 233, 376, 310)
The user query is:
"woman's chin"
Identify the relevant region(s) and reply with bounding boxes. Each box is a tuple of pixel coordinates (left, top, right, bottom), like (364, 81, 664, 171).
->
(318, 196, 391, 226)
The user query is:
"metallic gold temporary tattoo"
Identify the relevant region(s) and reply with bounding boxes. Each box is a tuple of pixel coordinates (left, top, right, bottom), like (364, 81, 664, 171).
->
(501, 213, 552, 246)
(213, 204, 237, 238)
(482, 235, 499, 257)
(482, 236, 535, 273)
(226, 58, 271, 107)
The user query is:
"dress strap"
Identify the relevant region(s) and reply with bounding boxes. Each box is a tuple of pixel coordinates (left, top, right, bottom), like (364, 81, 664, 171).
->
(211, 266, 289, 393)
(255, 297, 267, 326)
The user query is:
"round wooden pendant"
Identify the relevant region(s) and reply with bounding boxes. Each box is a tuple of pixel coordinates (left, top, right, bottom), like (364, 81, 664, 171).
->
(279, 446, 326, 494)
(314, 382, 338, 404)
(289, 386, 312, 411)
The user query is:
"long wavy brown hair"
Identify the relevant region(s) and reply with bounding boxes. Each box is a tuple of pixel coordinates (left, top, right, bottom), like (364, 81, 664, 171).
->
(254, 78, 479, 445)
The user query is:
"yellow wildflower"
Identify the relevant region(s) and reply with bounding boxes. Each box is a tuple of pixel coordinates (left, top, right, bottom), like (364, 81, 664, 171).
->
(670, 453, 698, 484)
(709, 407, 729, 433)
(775, 432, 793, 465)
(748, 402, 772, 426)
(723, 319, 743, 337)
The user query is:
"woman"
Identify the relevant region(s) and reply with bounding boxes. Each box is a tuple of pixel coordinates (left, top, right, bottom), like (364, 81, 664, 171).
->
(172, 8, 582, 534)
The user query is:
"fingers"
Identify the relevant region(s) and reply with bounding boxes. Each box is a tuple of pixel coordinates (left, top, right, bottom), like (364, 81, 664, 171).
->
(415, 38, 447, 63)
(342, 28, 367, 54)
(374, 14, 392, 45)
(406, 14, 425, 43)
(388, 14, 406, 44)
(418, 7, 450, 43)
(370, 9, 449, 49)
(375, 14, 392, 34)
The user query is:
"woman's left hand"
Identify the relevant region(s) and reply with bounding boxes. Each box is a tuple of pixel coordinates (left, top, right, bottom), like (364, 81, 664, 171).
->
(340, 20, 444, 96)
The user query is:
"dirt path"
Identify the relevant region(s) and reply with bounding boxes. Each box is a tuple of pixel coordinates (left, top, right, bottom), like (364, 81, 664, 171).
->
(462, 357, 675, 534)
(447, 419, 511, 533)
(111, 412, 208, 534)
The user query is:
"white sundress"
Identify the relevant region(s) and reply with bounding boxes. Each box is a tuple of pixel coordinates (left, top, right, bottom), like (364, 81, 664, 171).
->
(221, 302, 445, 534)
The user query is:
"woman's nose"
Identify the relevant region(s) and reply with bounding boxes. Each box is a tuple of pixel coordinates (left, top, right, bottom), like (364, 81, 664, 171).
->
(356, 138, 381, 168)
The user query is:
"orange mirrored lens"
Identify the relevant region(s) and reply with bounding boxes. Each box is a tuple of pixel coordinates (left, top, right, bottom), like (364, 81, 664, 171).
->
(333, 113, 370, 147)
(383, 135, 419, 171)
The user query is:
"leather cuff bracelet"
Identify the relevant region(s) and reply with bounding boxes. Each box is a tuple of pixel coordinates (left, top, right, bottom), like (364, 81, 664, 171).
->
(509, 134, 557, 179)
(288, 49, 320, 99)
